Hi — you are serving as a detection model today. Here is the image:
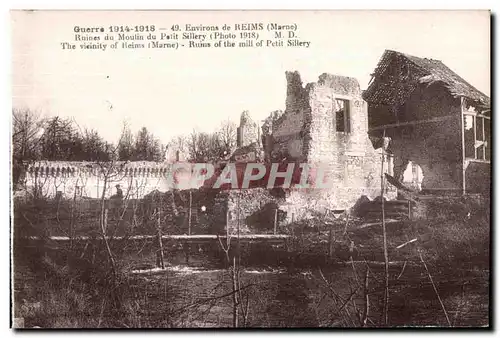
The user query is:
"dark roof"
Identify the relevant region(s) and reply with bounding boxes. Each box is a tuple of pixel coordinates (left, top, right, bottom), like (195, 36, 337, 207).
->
(363, 50, 490, 108)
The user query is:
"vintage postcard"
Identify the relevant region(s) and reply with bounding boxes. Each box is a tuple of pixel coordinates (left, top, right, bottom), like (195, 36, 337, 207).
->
(10, 10, 491, 328)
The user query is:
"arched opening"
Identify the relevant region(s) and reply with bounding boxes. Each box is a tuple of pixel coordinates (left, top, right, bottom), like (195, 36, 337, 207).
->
(401, 161, 424, 191)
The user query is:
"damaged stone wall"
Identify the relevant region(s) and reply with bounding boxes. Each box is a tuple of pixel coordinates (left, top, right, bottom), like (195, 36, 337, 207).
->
(214, 188, 285, 233)
(369, 84, 464, 192)
(219, 71, 395, 231)
(304, 72, 389, 209)
(465, 162, 490, 194)
(261, 110, 284, 160)
(237, 111, 260, 148)
(266, 71, 311, 162)
(262, 71, 391, 215)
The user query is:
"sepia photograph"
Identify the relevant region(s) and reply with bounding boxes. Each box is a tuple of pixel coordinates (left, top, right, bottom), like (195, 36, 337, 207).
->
(10, 10, 491, 328)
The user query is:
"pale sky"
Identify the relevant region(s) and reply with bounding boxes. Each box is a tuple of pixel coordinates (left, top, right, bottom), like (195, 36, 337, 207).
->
(11, 10, 490, 145)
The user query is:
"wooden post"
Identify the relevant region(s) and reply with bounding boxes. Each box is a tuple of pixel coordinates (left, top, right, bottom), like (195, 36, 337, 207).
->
(237, 191, 240, 237)
(328, 227, 334, 259)
(101, 207, 116, 276)
(184, 192, 192, 264)
(157, 208, 165, 269)
(407, 200, 412, 220)
(232, 256, 239, 328)
(362, 266, 370, 327)
(381, 129, 389, 325)
(460, 97, 467, 195)
(188, 190, 192, 236)
(103, 208, 108, 233)
(274, 208, 278, 235)
(473, 115, 477, 160)
(237, 191, 241, 266)
(482, 115, 486, 161)
(70, 190, 76, 250)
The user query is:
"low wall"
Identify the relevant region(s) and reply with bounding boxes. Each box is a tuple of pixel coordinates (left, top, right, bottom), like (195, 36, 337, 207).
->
(215, 184, 395, 233)
(20, 161, 202, 200)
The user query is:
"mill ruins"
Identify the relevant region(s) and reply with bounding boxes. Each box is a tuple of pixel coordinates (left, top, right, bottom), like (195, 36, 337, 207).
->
(20, 50, 491, 231)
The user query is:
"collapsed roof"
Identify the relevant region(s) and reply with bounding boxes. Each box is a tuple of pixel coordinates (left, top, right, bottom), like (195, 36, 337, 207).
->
(363, 50, 490, 109)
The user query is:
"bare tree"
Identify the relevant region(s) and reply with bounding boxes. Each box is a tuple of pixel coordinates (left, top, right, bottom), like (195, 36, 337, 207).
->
(187, 129, 204, 162)
(217, 119, 237, 157)
(187, 128, 232, 163)
(39, 116, 81, 160)
(79, 123, 134, 277)
(166, 135, 188, 162)
(12, 108, 44, 159)
(117, 122, 135, 161)
(12, 108, 45, 187)
(217, 193, 254, 328)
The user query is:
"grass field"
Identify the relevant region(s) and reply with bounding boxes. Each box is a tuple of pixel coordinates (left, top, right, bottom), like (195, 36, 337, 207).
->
(12, 195, 490, 328)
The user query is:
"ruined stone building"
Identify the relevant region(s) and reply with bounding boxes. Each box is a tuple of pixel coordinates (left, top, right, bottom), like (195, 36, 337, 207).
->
(221, 51, 490, 230)
(20, 50, 489, 232)
(363, 50, 491, 194)
(219, 71, 395, 229)
(237, 111, 261, 149)
(230, 111, 263, 163)
(265, 71, 391, 206)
